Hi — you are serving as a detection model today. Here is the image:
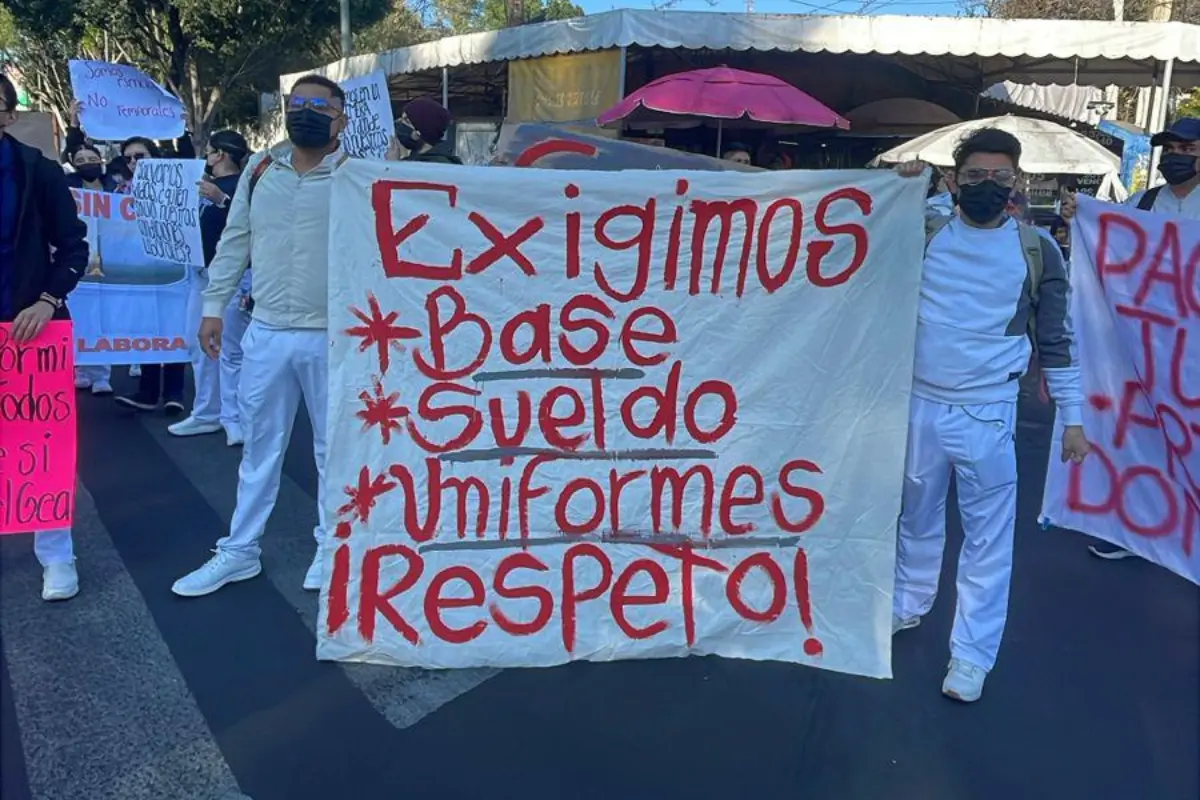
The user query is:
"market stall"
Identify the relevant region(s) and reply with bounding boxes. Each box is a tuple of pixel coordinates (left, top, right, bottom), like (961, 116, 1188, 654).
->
(278, 10, 1200, 164)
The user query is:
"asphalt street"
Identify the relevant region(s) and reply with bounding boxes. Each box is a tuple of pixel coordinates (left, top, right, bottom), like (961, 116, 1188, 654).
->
(1, 371, 1196, 800)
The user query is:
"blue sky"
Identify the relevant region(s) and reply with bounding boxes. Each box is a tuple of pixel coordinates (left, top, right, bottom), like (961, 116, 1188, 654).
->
(574, 0, 965, 17)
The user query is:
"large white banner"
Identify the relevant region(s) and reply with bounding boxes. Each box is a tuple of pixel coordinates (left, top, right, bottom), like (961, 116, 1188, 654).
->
(320, 160, 926, 678)
(70, 190, 191, 365)
(68, 60, 185, 141)
(1041, 197, 1199, 585)
(339, 71, 393, 160)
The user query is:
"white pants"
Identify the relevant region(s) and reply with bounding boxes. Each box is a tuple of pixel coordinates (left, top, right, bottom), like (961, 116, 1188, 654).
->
(33, 528, 74, 566)
(187, 271, 251, 426)
(216, 323, 327, 559)
(893, 396, 1018, 671)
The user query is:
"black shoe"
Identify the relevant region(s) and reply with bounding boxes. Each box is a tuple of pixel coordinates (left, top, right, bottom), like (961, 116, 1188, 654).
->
(115, 393, 158, 412)
(163, 398, 186, 416)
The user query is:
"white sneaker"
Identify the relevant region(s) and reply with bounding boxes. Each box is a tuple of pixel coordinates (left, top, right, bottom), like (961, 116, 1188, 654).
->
(225, 422, 245, 447)
(168, 416, 224, 437)
(42, 562, 79, 601)
(1088, 544, 1137, 560)
(171, 550, 262, 597)
(942, 658, 988, 703)
(91, 380, 113, 395)
(129, 364, 142, 377)
(892, 614, 921, 634)
(303, 549, 324, 591)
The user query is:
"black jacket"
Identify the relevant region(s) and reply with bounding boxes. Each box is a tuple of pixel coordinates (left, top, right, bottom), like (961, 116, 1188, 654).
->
(404, 141, 462, 165)
(200, 172, 241, 267)
(0, 136, 90, 323)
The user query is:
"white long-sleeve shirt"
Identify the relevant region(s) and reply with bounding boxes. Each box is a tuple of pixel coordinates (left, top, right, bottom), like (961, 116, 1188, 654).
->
(202, 145, 347, 328)
(1126, 183, 1200, 219)
(915, 215, 1084, 425)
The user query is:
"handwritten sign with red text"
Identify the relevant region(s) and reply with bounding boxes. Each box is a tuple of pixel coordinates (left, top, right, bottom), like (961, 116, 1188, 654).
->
(1041, 197, 1199, 585)
(0, 322, 77, 534)
(320, 161, 926, 677)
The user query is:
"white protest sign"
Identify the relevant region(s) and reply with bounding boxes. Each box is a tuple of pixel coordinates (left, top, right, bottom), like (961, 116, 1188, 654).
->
(339, 72, 394, 159)
(68, 60, 185, 141)
(131, 159, 206, 267)
(318, 160, 926, 678)
(1041, 197, 1199, 585)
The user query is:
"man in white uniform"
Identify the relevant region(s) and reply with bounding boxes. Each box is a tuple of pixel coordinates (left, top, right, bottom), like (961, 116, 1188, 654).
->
(1060, 116, 1199, 560)
(172, 74, 348, 597)
(896, 128, 1092, 702)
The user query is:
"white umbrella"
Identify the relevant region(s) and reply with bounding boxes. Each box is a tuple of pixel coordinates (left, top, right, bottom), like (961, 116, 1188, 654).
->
(870, 114, 1128, 201)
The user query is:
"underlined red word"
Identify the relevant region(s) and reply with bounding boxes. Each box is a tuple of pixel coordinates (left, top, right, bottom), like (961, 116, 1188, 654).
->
(372, 178, 874, 300)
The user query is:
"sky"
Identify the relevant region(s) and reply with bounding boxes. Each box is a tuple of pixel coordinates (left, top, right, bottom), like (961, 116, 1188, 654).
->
(574, 0, 966, 18)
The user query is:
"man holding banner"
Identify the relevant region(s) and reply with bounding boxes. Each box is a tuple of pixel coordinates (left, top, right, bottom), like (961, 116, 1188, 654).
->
(1058, 116, 1199, 563)
(171, 75, 349, 598)
(895, 128, 1091, 703)
(0, 72, 90, 601)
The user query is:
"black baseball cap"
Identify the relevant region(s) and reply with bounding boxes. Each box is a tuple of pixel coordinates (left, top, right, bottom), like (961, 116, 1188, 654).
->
(1150, 117, 1200, 147)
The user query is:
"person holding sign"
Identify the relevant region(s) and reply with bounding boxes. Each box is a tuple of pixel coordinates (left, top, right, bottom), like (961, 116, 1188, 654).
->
(172, 75, 349, 598)
(1059, 116, 1199, 562)
(113, 136, 187, 414)
(893, 129, 1092, 703)
(168, 130, 252, 446)
(0, 72, 90, 601)
(65, 140, 117, 395)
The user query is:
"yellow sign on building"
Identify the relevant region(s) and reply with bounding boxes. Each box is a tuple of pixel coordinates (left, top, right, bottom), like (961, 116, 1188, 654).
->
(507, 49, 623, 123)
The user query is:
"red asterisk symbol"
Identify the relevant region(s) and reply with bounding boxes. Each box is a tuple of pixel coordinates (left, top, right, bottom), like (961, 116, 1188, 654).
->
(337, 466, 397, 525)
(357, 377, 408, 445)
(344, 294, 420, 374)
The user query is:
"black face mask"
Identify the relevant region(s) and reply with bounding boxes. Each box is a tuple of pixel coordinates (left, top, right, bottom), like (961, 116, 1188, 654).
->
(395, 121, 420, 152)
(1158, 152, 1199, 186)
(955, 180, 1012, 225)
(287, 108, 334, 150)
(76, 164, 104, 182)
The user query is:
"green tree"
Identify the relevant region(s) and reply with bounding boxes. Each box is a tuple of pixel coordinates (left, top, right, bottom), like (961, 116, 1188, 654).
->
(436, 0, 582, 33)
(0, 0, 395, 141)
(351, 2, 444, 56)
(962, 0, 1198, 126)
(1178, 89, 1200, 120)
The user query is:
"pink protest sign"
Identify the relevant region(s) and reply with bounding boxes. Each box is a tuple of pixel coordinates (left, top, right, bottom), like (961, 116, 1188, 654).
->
(0, 321, 77, 534)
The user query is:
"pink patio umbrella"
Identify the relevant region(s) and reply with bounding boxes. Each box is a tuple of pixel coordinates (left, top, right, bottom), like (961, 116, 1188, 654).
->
(596, 66, 849, 156)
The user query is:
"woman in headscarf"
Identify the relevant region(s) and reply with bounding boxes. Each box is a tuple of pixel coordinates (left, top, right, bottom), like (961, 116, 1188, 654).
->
(167, 129, 253, 446)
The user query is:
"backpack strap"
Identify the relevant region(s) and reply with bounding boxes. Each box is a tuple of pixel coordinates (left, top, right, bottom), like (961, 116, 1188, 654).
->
(1017, 222, 1050, 349)
(923, 214, 953, 252)
(1017, 223, 1045, 307)
(247, 154, 275, 206)
(1136, 185, 1161, 212)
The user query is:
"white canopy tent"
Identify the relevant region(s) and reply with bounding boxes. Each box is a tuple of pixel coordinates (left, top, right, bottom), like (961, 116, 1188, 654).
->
(870, 114, 1129, 201)
(284, 11, 1200, 88)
